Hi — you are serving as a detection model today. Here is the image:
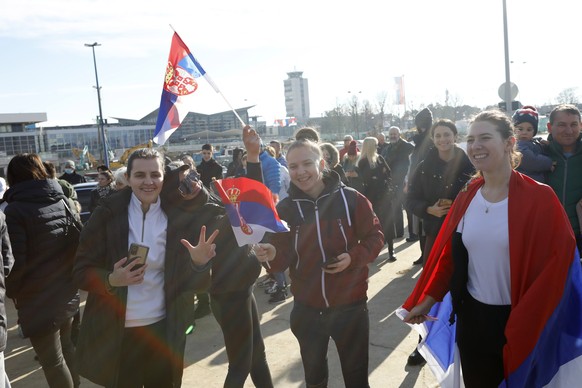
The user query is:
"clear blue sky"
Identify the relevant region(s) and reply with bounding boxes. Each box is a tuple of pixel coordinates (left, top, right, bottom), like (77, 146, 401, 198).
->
(1, 0, 580, 127)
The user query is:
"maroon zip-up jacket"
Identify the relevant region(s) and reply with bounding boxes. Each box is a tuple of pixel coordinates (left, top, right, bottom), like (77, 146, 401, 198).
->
(268, 171, 384, 308)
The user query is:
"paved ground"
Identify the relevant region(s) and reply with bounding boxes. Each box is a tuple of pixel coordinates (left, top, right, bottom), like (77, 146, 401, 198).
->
(4, 236, 439, 387)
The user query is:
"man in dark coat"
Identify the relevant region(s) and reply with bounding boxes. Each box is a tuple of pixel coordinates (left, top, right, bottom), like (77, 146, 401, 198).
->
(59, 160, 86, 185)
(384, 126, 414, 238)
(405, 107, 434, 367)
(197, 144, 223, 188)
(406, 108, 434, 245)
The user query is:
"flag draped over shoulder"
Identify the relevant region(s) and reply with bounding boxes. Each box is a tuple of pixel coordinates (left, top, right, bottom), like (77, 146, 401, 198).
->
(397, 171, 582, 387)
(153, 32, 207, 145)
(213, 177, 289, 247)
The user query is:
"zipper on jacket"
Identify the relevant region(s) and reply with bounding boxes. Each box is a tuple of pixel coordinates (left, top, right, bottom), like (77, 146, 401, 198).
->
(337, 219, 348, 252)
(141, 210, 146, 242)
(293, 193, 333, 308)
(314, 204, 330, 308)
(294, 226, 300, 270)
(562, 157, 568, 205)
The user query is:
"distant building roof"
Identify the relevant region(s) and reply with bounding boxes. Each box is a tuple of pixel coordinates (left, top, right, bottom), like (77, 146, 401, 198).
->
(0, 112, 47, 124)
(113, 106, 257, 126)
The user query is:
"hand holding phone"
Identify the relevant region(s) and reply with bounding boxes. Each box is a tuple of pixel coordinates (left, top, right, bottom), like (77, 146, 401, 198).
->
(320, 257, 341, 269)
(126, 243, 149, 271)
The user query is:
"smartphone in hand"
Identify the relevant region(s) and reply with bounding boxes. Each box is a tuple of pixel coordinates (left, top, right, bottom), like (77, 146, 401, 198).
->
(320, 257, 341, 269)
(126, 243, 149, 271)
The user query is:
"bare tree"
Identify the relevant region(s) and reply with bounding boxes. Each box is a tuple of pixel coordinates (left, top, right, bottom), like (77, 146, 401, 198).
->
(375, 91, 388, 132)
(556, 87, 579, 104)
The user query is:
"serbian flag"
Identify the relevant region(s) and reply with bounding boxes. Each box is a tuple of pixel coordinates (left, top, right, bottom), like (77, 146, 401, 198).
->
(397, 172, 582, 387)
(154, 32, 216, 145)
(213, 177, 289, 247)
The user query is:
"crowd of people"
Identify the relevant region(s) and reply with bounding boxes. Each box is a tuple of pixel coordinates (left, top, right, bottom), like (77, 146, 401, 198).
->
(0, 104, 580, 387)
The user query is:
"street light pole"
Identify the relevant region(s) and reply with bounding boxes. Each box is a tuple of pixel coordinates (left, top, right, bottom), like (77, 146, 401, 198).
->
(85, 42, 109, 167)
(502, 0, 512, 114)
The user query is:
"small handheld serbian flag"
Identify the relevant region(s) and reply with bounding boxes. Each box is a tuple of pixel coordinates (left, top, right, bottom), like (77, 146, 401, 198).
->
(213, 177, 289, 247)
(154, 32, 215, 145)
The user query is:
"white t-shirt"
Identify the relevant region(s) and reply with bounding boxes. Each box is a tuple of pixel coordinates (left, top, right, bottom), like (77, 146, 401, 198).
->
(457, 188, 511, 305)
(125, 193, 168, 327)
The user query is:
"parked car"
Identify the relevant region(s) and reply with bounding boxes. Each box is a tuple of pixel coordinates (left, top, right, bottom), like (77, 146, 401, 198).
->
(73, 181, 98, 223)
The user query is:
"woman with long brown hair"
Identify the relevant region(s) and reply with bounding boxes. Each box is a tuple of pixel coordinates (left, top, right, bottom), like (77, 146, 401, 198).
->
(4, 153, 79, 387)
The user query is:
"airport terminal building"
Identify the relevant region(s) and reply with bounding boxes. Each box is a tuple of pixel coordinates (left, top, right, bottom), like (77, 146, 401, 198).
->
(0, 107, 267, 175)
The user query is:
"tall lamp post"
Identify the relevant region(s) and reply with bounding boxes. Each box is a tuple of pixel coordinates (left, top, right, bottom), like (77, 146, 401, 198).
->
(502, 0, 512, 114)
(85, 42, 109, 167)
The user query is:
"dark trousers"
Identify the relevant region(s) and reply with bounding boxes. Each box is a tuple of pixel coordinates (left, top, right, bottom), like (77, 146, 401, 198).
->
(456, 293, 510, 387)
(406, 208, 415, 236)
(29, 317, 78, 388)
(210, 291, 273, 388)
(113, 319, 173, 388)
(290, 301, 370, 388)
(392, 187, 405, 237)
(373, 199, 394, 255)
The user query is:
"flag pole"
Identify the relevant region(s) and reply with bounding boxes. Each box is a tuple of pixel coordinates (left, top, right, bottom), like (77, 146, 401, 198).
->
(169, 25, 247, 127)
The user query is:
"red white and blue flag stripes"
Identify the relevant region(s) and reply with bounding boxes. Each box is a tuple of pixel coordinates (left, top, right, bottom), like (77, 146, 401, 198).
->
(397, 172, 582, 387)
(154, 32, 209, 145)
(213, 177, 288, 247)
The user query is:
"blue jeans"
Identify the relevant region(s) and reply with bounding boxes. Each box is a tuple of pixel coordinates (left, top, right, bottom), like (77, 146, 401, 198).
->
(290, 301, 370, 388)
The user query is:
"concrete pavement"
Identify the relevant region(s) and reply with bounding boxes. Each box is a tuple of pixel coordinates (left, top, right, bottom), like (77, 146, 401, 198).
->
(5, 236, 439, 387)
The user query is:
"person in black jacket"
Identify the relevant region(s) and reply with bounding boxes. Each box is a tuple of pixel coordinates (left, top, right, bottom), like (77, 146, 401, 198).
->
(170, 126, 273, 387)
(405, 119, 474, 368)
(358, 137, 396, 261)
(5, 153, 80, 387)
(0, 211, 14, 387)
(198, 143, 224, 187)
(59, 160, 86, 185)
(89, 170, 115, 212)
(405, 108, 434, 258)
(73, 148, 213, 387)
(195, 143, 224, 319)
(406, 119, 474, 265)
(383, 126, 414, 238)
(320, 142, 348, 186)
(225, 148, 245, 178)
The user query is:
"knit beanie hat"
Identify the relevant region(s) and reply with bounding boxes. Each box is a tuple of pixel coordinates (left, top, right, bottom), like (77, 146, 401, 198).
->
(415, 108, 433, 131)
(347, 140, 358, 156)
(512, 105, 539, 136)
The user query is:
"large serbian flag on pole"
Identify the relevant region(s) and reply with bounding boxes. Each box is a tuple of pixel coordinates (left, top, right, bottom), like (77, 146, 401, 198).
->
(154, 32, 211, 145)
(213, 177, 288, 247)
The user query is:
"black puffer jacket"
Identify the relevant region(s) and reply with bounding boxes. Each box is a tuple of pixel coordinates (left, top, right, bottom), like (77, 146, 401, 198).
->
(406, 146, 474, 236)
(198, 158, 223, 187)
(160, 166, 261, 295)
(74, 187, 211, 387)
(4, 179, 79, 337)
(0, 213, 14, 353)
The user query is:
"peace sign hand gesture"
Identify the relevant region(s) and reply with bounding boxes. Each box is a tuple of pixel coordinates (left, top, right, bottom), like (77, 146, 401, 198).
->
(180, 225, 220, 266)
